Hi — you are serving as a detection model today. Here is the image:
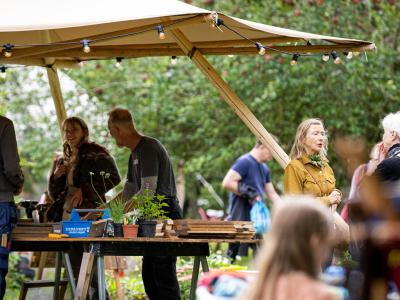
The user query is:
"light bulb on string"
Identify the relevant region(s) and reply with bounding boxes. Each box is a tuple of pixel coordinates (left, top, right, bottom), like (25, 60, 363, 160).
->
(331, 51, 341, 64)
(170, 56, 177, 65)
(3, 44, 13, 58)
(343, 52, 353, 59)
(322, 54, 330, 62)
(290, 54, 300, 66)
(81, 40, 91, 53)
(0, 66, 7, 79)
(115, 57, 123, 69)
(255, 42, 265, 55)
(157, 25, 166, 40)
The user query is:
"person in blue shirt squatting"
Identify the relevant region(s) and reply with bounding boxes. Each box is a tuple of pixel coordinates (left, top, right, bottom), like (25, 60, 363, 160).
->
(0, 116, 24, 300)
(107, 107, 182, 300)
(222, 139, 280, 263)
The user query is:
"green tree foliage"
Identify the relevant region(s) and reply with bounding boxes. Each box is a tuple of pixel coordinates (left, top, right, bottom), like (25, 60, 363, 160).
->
(0, 0, 398, 215)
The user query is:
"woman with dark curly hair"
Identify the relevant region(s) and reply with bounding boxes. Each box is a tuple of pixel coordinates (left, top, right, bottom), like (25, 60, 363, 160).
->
(47, 116, 121, 221)
(47, 117, 120, 300)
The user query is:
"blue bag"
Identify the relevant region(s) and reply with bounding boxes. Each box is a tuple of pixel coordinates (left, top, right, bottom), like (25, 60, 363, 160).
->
(250, 201, 271, 235)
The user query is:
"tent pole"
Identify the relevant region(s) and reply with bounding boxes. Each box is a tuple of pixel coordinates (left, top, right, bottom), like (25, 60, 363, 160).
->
(47, 66, 67, 135)
(170, 29, 290, 169)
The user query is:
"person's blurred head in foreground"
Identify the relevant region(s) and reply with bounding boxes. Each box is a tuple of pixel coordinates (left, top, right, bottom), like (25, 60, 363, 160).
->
(247, 197, 334, 300)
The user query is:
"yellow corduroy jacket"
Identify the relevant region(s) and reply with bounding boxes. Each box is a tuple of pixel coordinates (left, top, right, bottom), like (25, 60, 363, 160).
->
(284, 155, 337, 206)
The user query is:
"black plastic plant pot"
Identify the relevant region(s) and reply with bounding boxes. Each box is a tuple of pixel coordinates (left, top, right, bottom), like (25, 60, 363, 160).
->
(113, 222, 124, 237)
(137, 220, 157, 237)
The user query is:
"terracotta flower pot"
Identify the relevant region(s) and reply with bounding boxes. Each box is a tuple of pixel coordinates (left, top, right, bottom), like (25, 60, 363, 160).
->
(122, 224, 139, 238)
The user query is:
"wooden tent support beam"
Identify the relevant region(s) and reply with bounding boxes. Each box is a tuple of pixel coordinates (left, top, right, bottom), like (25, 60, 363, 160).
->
(46, 66, 67, 135)
(0, 58, 79, 68)
(170, 28, 290, 168)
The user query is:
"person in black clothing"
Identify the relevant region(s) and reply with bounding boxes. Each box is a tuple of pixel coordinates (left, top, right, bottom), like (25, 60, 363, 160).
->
(108, 107, 182, 300)
(360, 112, 400, 299)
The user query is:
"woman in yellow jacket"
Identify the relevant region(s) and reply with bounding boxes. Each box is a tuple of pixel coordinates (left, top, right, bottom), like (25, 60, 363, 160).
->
(284, 118, 342, 206)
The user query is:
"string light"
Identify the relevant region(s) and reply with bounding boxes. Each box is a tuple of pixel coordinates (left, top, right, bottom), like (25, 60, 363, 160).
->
(3, 44, 13, 58)
(0, 16, 364, 68)
(81, 40, 91, 53)
(290, 54, 300, 66)
(331, 51, 341, 64)
(343, 51, 353, 59)
(170, 56, 177, 65)
(157, 25, 166, 40)
(0, 66, 7, 79)
(115, 57, 123, 68)
(255, 42, 266, 55)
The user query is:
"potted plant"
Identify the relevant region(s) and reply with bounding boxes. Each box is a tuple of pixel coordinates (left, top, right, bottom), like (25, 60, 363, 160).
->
(122, 209, 141, 238)
(107, 197, 125, 237)
(132, 189, 169, 237)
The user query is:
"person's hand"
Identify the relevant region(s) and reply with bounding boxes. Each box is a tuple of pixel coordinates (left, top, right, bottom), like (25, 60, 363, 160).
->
(54, 161, 68, 179)
(71, 188, 83, 208)
(329, 189, 342, 205)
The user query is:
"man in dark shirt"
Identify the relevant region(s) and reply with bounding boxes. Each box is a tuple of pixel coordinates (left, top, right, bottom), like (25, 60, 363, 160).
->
(0, 115, 24, 300)
(108, 108, 182, 300)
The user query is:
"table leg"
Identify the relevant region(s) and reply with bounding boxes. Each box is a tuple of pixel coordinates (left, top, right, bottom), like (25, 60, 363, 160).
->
(97, 255, 106, 300)
(200, 256, 209, 272)
(53, 252, 62, 300)
(62, 252, 76, 297)
(74, 252, 95, 300)
(189, 256, 201, 300)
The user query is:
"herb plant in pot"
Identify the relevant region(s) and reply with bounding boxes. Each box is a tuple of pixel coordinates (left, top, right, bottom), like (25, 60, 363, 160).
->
(108, 197, 125, 237)
(122, 209, 141, 238)
(133, 189, 169, 237)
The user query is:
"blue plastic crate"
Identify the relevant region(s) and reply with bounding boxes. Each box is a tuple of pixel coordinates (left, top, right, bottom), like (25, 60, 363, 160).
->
(61, 209, 110, 238)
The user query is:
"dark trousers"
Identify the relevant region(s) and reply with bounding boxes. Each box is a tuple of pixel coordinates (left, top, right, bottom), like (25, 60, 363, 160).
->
(0, 202, 17, 300)
(142, 256, 181, 300)
(227, 234, 262, 263)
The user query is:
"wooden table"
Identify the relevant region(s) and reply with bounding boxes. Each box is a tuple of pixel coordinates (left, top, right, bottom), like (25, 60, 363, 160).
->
(12, 237, 257, 300)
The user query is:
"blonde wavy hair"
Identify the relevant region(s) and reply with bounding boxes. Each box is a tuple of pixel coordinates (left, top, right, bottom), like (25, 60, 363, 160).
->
(289, 118, 327, 159)
(246, 197, 333, 300)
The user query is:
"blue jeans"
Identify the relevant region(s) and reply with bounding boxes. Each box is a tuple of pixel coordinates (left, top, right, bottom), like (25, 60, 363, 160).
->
(0, 202, 17, 300)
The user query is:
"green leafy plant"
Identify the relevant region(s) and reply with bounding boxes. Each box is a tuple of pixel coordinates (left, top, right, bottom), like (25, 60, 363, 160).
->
(132, 189, 169, 221)
(108, 196, 125, 223)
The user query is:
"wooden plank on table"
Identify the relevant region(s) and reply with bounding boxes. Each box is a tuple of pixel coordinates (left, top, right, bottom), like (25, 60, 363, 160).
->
(174, 220, 235, 225)
(75, 253, 94, 300)
(187, 231, 236, 234)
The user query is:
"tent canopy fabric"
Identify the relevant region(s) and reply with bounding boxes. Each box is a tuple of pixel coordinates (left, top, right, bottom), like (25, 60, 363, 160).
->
(1, 0, 375, 67)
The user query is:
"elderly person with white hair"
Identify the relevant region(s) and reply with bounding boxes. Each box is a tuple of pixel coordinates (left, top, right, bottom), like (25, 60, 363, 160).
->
(375, 111, 400, 181)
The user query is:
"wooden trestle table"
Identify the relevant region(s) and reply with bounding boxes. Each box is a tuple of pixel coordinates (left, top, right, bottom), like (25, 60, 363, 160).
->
(11, 237, 258, 300)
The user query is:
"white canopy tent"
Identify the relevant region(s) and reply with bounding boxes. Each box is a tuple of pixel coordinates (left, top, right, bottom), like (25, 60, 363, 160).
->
(0, 0, 375, 168)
